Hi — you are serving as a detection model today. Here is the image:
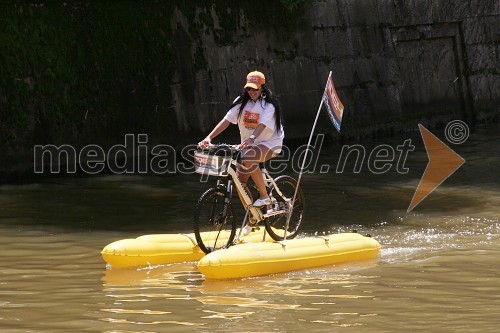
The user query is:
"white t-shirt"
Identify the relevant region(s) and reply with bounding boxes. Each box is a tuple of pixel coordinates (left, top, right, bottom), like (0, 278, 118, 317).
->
(224, 99, 284, 153)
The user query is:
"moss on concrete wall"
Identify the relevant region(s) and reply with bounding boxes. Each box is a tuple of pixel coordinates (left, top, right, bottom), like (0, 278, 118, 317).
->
(0, 1, 309, 153)
(0, 0, 498, 180)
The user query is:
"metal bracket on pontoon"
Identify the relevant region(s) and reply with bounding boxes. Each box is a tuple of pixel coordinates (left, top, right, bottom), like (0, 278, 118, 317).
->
(315, 236, 330, 245)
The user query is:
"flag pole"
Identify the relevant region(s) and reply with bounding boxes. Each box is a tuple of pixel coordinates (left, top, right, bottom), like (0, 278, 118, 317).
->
(284, 71, 331, 240)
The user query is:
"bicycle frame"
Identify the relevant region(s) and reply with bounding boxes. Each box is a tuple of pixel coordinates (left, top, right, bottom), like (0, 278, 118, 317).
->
(194, 145, 303, 252)
(221, 158, 290, 229)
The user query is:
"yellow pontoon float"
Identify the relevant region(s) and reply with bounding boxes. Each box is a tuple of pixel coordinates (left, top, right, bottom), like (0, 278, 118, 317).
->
(101, 229, 271, 268)
(197, 233, 380, 279)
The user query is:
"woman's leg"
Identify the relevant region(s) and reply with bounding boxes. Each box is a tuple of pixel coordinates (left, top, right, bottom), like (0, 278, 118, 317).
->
(238, 145, 275, 199)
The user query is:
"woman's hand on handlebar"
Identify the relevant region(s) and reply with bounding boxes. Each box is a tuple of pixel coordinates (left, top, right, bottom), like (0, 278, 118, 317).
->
(239, 138, 254, 149)
(198, 137, 212, 149)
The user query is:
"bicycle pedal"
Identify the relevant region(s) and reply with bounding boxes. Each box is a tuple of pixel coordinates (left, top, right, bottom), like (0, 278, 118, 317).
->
(263, 209, 286, 218)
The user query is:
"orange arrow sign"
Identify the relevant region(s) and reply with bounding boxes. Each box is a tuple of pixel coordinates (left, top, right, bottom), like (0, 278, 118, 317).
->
(408, 124, 465, 212)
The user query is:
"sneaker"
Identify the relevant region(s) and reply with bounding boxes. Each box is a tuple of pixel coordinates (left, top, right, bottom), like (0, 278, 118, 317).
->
(253, 197, 271, 207)
(241, 225, 253, 236)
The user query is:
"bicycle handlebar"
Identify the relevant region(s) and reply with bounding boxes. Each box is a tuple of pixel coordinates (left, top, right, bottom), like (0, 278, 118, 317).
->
(197, 143, 241, 153)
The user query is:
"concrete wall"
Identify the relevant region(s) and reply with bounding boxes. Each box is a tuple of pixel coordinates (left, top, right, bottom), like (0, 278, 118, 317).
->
(0, 0, 498, 179)
(181, 0, 499, 140)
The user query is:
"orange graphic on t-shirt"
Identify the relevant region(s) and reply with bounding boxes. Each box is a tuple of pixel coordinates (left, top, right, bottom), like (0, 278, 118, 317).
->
(243, 110, 260, 129)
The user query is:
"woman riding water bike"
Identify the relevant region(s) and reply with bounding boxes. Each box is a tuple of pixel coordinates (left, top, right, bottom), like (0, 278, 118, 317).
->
(198, 71, 284, 235)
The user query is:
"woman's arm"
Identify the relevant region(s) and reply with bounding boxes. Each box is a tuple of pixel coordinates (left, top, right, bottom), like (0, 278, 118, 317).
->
(198, 119, 231, 147)
(240, 123, 267, 148)
(251, 123, 267, 139)
(207, 119, 231, 140)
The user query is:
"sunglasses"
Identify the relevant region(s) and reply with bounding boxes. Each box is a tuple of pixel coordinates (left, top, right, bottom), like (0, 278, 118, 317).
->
(245, 87, 260, 92)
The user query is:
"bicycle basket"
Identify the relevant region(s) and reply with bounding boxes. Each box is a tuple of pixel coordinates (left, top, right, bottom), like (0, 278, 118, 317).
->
(194, 150, 232, 176)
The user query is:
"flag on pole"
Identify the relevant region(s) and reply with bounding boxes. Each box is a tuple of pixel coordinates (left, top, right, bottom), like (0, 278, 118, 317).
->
(287, 71, 345, 239)
(322, 72, 344, 132)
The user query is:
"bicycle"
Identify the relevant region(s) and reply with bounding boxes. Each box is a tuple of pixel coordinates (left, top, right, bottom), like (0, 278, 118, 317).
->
(193, 144, 305, 254)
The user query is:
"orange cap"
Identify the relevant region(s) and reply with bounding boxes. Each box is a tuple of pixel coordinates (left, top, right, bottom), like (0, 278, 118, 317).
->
(244, 71, 265, 89)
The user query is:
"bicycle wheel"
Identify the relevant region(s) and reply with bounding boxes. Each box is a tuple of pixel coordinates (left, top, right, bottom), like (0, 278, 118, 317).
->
(194, 187, 236, 254)
(265, 175, 305, 240)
